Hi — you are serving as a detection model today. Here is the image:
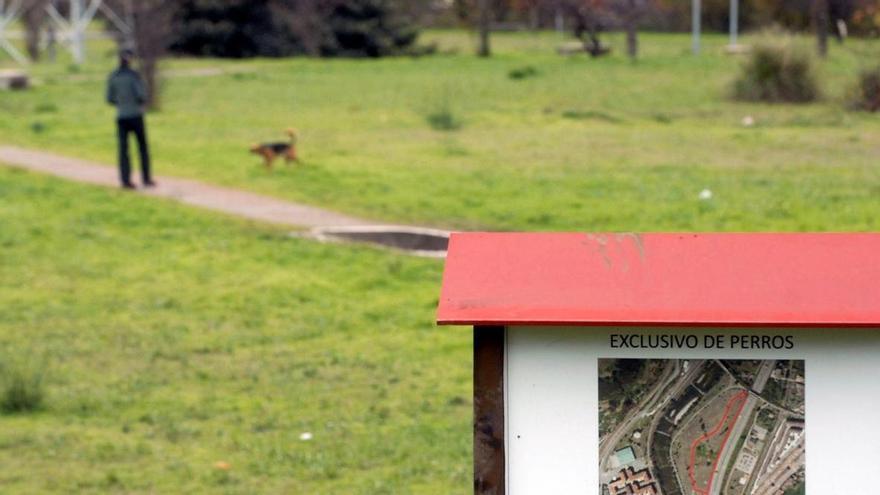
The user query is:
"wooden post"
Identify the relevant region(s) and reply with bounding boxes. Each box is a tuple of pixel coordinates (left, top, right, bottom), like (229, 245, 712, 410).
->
(474, 326, 505, 494)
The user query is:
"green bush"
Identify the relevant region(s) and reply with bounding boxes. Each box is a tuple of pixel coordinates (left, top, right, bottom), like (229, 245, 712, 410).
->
(733, 37, 821, 103)
(850, 66, 880, 112)
(34, 102, 58, 114)
(29, 121, 47, 134)
(0, 357, 46, 414)
(508, 66, 538, 80)
(426, 94, 462, 131)
(426, 108, 461, 131)
(561, 109, 622, 124)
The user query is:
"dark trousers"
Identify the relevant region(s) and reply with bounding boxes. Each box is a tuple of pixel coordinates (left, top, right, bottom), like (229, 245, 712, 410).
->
(117, 116, 151, 185)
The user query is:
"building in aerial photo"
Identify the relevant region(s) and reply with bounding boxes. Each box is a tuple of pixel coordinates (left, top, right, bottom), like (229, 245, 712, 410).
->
(608, 467, 659, 495)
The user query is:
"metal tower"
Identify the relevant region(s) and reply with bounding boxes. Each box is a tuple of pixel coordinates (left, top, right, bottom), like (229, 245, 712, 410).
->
(1, 0, 133, 65)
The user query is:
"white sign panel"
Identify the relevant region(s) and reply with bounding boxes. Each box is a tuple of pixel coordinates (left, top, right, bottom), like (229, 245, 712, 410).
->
(505, 326, 880, 494)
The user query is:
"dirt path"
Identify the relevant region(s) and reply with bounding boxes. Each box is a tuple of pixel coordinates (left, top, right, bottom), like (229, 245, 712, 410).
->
(61, 65, 257, 83)
(0, 145, 377, 229)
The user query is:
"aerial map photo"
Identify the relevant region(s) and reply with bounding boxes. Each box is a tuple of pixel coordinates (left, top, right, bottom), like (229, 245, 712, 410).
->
(598, 359, 805, 495)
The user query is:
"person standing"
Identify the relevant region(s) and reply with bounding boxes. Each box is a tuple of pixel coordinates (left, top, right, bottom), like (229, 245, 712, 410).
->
(106, 49, 155, 189)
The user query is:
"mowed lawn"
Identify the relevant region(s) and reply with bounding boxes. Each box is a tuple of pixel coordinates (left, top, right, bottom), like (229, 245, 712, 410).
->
(0, 168, 470, 494)
(1, 30, 879, 230)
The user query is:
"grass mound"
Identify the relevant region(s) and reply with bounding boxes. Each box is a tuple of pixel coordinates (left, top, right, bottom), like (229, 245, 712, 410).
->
(733, 36, 820, 103)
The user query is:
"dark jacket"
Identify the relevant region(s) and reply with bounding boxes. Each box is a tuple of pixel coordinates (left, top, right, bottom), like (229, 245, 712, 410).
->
(106, 66, 146, 119)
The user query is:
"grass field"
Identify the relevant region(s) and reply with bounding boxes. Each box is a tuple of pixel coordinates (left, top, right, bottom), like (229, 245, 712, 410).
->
(2, 30, 879, 231)
(1, 29, 879, 494)
(0, 167, 469, 493)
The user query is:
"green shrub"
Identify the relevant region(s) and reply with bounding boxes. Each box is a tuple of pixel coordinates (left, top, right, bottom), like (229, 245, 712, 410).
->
(733, 37, 820, 103)
(0, 357, 46, 414)
(34, 102, 58, 114)
(30, 121, 47, 134)
(426, 94, 462, 131)
(426, 109, 461, 131)
(850, 66, 880, 112)
(508, 66, 538, 80)
(561, 109, 621, 124)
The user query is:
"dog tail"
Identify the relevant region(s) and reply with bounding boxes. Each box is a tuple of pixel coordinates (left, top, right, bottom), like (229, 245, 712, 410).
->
(285, 128, 298, 144)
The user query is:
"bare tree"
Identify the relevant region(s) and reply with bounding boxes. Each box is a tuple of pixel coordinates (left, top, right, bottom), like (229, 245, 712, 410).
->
(282, 0, 326, 56)
(477, 0, 491, 57)
(22, 0, 49, 61)
(117, 0, 176, 110)
(452, 0, 492, 57)
(555, 0, 647, 59)
(624, 0, 637, 59)
(615, 0, 645, 60)
(559, 0, 611, 57)
(813, 0, 829, 57)
(268, 0, 339, 56)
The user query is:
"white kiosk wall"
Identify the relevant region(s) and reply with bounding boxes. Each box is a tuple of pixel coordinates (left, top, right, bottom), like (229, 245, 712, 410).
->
(505, 325, 878, 494)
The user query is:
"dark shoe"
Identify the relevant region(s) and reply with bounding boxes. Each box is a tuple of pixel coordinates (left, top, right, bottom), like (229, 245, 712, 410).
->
(121, 182, 136, 190)
(143, 180, 157, 188)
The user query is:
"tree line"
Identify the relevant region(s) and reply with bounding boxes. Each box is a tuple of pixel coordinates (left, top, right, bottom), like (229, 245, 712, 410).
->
(465, 0, 880, 59)
(12, 0, 877, 108)
(16, 0, 878, 65)
(14, 0, 424, 108)
(15, 0, 424, 61)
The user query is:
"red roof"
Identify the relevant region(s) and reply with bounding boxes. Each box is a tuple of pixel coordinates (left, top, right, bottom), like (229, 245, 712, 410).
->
(436, 233, 880, 328)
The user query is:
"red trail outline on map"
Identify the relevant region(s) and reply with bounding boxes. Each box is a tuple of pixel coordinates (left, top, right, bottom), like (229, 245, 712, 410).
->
(687, 389, 750, 495)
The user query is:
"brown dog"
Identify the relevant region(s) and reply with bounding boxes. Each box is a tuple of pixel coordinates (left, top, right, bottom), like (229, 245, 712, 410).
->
(250, 128, 298, 168)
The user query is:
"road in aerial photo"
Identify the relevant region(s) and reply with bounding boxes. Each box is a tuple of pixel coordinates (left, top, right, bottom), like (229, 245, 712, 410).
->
(598, 358, 805, 495)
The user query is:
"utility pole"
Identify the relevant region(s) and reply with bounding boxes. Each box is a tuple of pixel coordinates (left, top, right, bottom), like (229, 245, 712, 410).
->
(692, 0, 701, 55)
(555, 7, 564, 35)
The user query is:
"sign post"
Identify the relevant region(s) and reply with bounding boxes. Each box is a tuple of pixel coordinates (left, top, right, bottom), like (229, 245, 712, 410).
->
(438, 233, 880, 495)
